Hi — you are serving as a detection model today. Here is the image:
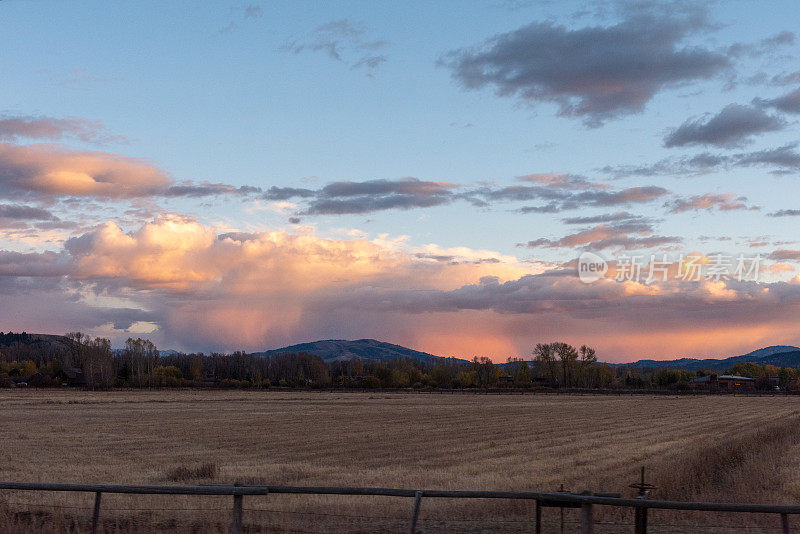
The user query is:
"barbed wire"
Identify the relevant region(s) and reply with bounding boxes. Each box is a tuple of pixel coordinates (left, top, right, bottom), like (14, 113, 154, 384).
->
(1, 501, 792, 533)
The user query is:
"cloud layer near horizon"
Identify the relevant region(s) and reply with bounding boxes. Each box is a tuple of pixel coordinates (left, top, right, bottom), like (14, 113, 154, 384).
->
(3, 215, 800, 361)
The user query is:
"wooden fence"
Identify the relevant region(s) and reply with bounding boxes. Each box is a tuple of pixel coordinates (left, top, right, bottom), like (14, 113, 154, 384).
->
(1, 481, 798, 534)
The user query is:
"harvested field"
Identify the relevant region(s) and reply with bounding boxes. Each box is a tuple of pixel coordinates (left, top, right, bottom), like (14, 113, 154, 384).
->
(1, 390, 799, 533)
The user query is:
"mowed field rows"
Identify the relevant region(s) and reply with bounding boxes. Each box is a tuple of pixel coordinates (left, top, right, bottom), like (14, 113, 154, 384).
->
(1, 390, 799, 533)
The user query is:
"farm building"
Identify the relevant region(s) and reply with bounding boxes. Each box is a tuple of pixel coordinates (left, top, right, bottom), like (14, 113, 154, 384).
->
(689, 374, 755, 391)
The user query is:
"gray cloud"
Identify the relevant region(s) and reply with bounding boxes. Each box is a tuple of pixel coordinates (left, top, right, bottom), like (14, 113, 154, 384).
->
(320, 178, 454, 197)
(263, 186, 316, 200)
(283, 19, 388, 75)
(337, 271, 800, 330)
(517, 203, 561, 214)
(244, 5, 262, 19)
(769, 209, 800, 217)
(769, 72, 800, 87)
(306, 195, 451, 215)
(664, 104, 785, 148)
(585, 186, 669, 206)
(600, 152, 727, 178)
(263, 178, 458, 215)
(271, 175, 669, 216)
(477, 184, 668, 212)
(219, 5, 263, 34)
(561, 211, 642, 224)
(441, 8, 730, 125)
(727, 31, 795, 58)
(516, 173, 607, 190)
(602, 143, 800, 178)
(307, 178, 456, 214)
(768, 249, 800, 261)
(735, 144, 800, 171)
(352, 55, 388, 73)
(758, 87, 800, 114)
(0, 205, 63, 230)
(0, 250, 72, 277)
(163, 183, 261, 198)
(0, 204, 58, 221)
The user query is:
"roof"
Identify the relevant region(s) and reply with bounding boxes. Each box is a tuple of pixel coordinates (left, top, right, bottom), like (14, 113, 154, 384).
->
(690, 374, 755, 383)
(718, 375, 755, 381)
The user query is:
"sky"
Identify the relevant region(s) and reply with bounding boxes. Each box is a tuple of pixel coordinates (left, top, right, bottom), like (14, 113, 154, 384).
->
(2, 0, 800, 362)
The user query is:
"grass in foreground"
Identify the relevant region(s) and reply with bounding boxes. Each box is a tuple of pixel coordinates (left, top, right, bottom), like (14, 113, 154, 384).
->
(1, 390, 798, 533)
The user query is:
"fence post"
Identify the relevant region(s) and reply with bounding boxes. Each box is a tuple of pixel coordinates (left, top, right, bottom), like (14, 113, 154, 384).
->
(634, 506, 648, 534)
(408, 490, 423, 534)
(535, 499, 541, 534)
(580, 503, 594, 534)
(91, 491, 102, 534)
(631, 466, 654, 534)
(781, 513, 789, 534)
(231, 482, 243, 534)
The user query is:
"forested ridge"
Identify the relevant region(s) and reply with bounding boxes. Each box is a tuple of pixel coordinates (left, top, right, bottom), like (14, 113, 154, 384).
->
(2, 332, 799, 391)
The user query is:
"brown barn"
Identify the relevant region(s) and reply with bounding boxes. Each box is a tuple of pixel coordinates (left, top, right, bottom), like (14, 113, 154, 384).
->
(690, 374, 755, 391)
(57, 367, 85, 386)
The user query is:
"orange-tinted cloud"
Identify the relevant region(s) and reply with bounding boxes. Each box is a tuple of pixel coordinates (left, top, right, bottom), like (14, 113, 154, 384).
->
(0, 142, 259, 201)
(0, 142, 169, 199)
(3, 215, 800, 361)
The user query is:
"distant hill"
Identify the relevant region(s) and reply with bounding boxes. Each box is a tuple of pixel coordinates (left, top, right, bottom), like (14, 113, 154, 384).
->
(619, 345, 800, 370)
(0, 332, 75, 354)
(253, 339, 467, 364)
(757, 350, 800, 367)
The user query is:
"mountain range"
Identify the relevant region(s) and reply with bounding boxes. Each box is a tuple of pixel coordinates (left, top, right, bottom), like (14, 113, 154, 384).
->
(257, 340, 800, 370)
(5, 333, 800, 370)
(611, 345, 800, 370)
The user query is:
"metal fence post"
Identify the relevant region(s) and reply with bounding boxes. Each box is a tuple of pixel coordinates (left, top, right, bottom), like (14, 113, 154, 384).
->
(231, 482, 243, 534)
(409, 490, 423, 534)
(91, 491, 102, 534)
(782, 513, 790, 534)
(631, 466, 654, 534)
(535, 499, 542, 534)
(634, 506, 649, 534)
(580, 502, 594, 534)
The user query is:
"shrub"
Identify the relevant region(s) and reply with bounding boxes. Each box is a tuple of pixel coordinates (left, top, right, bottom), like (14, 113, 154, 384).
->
(362, 376, 381, 389)
(154, 365, 183, 387)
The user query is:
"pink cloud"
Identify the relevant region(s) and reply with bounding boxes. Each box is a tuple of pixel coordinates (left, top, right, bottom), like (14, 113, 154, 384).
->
(0, 115, 124, 144)
(2, 216, 800, 361)
(0, 143, 169, 199)
(667, 192, 754, 213)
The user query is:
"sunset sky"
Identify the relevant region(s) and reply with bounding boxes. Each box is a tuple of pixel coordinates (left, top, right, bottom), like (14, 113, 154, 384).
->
(3, 0, 800, 362)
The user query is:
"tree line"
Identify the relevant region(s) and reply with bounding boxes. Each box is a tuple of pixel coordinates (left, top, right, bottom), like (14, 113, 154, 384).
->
(1, 333, 799, 391)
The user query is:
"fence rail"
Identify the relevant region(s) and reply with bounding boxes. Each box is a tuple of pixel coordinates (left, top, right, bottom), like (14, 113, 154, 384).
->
(1, 481, 797, 534)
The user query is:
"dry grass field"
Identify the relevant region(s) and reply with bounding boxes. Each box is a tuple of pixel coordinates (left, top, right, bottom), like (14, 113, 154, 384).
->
(1, 390, 799, 533)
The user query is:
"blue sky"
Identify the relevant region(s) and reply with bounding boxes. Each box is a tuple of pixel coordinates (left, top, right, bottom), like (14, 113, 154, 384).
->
(2, 0, 800, 360)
